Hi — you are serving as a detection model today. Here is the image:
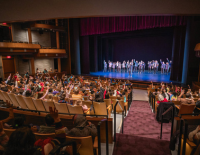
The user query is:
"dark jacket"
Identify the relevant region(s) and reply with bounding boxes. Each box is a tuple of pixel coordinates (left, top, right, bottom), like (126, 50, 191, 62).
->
(67, 115, 97, 140)
(156, 102, 174, 122)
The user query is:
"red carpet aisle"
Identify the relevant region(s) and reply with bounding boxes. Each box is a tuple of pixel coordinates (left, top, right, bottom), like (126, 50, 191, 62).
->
(113, 101, 171, 155)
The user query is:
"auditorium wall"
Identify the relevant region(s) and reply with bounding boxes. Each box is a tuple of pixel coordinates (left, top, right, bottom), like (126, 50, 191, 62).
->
(11, 23, 51, 47)
(34, 58, 54, 72)
(15, 56, 31, 75)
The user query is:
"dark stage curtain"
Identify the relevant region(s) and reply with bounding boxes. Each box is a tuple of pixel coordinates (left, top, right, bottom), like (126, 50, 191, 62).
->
(80, 16, 186, 36)
(170, 26, 186, 82)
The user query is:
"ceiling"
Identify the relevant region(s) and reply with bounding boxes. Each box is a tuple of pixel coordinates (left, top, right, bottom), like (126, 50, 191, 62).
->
(0, 0, 200, 23)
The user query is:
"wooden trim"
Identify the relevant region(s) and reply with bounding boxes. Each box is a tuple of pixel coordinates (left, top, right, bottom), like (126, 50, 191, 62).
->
(39, 49, 66, 54)
(0, 49, 38, 53)
(68, 19, 71, 74)
(56, 31, 60, 49)
(31, 58, 35, 74)
(10, 25, 13, 42)
(30, 23, 65, 31)
(1, 56, 4, 79)
(58, 58, 61, 72)
(27, 28, 32, 43)
(0, 42, 41, 49)
(14, 57, 16, 73)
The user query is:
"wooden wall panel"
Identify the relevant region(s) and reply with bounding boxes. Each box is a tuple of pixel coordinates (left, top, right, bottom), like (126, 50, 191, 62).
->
(2, 58, 15, 78)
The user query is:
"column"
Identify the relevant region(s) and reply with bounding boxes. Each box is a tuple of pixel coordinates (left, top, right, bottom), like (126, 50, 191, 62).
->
(30, 58, 35, 74)
(27, 28, 32, 43)
(182, 17, 191, 84)
(58, 58, 61, 73)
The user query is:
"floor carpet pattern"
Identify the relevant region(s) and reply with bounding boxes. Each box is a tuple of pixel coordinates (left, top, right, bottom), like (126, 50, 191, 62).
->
(113, 101, 172, 155)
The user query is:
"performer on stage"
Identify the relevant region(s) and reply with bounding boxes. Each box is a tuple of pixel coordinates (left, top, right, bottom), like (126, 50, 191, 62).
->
(122, 61, 126, 72)
(103, 60, 106, 72)
(108, 61, 112, 72)
(126, 61, 129, 73)
(166, 58, 172, 73)
(134, 60, 138, 72)
(128, 62, 131, 76)
(160, 59, 165, 74)
(112, 62, 116, 72)
(142, 61, 145, 72)
(165, 62, 170, 74)
(119, 62, 122, 72)
(153, 60, 157, 74)
(138, 61, 143, 74)
(104, 61, 107, 72)
(148, 61, 152, 73)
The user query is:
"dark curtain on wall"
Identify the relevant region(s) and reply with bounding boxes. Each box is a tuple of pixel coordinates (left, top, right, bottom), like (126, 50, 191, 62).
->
(170, 26, 186, 82)
(80, 16, 186, 36)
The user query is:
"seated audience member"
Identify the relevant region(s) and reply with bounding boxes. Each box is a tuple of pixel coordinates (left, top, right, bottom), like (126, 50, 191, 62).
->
(76, 100, 88, 112)
(170, 92, 178, 101)
(39, 114, 55, 133)
(67, 114, 97, 141)
(157, 93, 168, 104)
(72, 89, 82, 100)
(189, 125, 200, 144)
(177, 90, 195, 104)
(105, 92, 110, 99)
(58, 94, 67, 103)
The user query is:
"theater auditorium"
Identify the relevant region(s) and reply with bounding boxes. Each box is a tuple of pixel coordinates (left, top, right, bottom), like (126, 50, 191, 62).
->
(0, 1, 200, 155)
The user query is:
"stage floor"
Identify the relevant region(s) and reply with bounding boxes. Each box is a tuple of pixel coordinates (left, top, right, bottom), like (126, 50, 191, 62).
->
(90, 71, 171, 83)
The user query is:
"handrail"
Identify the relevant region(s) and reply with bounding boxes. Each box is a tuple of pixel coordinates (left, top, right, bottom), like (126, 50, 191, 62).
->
(0, 105, 109, 117)
(49, 140, 77, 155)
(177, 113, 200, 155)
(160, 105, 174, 139)
(114, 100, 124, 142)
(97, 118, 109, 155)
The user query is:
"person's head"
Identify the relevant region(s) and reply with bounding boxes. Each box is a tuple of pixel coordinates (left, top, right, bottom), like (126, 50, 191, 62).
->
(37, 92, 43, 99)
(49, 88, 52, 93)
(60, 93, 66, 100)
(14, 115, 25, 128)
(76, 100, 82, 106)
(84, 92, 88, 96)
(185, 93, 191, 98)
(45, 114, 54, 126)
(25, 90, 32, 97)
(74, 89, 79, 95)
(172, 92, 177, 97)
(5, 127, 36, 155)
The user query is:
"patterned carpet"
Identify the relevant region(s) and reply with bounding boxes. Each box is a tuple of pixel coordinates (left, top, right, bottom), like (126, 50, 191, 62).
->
(113, 101, 172, 155)
(113, 134, 171, 155)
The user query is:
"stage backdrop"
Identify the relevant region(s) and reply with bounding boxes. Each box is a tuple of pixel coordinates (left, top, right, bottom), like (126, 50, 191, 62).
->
(103, 27, 174, 70)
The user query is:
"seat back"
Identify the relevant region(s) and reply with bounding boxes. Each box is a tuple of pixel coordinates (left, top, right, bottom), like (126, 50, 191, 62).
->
(112, 99, 124, 112)
(93, 102, 107, 116)
(83, 96, 88, 101)
(104, 99, 111, 107)
(82, 101, 92, 109)
(0, 91, 6, 102)
(4, 128, 16, 137)
(53, 96, 59, 102)
(34, 132, 56, 141)
(1, 91, 12, 104)
(43, 100, 55, 112)
(54, 102, 69, 113)
(67, 104, 83, 114)
(23, 97, 37, 110)
(65, 136, 94, 155)
(32, 99, 46, 111)
(179, 104, 196, 115)
(171, 101, 181, 105)
(7, 93, 20, 107)
(110, 96, 117, 100)
(15, 95, 28, 109)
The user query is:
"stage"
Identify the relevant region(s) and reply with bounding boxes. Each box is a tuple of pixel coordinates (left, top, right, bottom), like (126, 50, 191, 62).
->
(90, 71, 171, 83)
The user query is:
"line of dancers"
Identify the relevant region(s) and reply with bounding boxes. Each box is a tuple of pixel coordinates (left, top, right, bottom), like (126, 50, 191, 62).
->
(103, 58, 172, 76)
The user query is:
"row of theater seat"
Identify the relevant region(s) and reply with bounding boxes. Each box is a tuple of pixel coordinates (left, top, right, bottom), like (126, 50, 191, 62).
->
(0, 90, 120, 117)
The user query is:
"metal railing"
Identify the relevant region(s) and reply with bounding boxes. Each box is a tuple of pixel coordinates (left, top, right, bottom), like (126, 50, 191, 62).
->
(97, 118, 109, 155)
